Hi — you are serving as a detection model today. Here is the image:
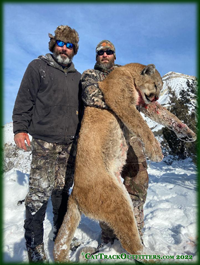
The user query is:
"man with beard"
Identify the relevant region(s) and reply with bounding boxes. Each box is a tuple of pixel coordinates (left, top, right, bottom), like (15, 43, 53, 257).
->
(12, 25, 83, 262)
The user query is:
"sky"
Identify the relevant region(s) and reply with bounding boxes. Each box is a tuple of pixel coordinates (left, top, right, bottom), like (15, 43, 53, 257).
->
(3, 2, 197, 125)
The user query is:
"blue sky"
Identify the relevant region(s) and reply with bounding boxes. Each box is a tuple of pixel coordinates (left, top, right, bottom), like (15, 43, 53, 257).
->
(3, 3, 197, 124)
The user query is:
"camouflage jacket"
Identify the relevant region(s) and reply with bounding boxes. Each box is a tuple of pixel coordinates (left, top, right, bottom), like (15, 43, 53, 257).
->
(81, 63, 196, 142)
(81, 63, 121, 109)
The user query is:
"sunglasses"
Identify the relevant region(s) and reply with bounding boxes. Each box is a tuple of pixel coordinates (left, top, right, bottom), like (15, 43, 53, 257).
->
(97, 50, 115, 56)
(56, 40, 74, 49)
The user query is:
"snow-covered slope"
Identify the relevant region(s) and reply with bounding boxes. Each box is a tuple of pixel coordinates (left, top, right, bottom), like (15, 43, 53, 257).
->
(160, 71, 196, 107)
(3, 71, 198, 263)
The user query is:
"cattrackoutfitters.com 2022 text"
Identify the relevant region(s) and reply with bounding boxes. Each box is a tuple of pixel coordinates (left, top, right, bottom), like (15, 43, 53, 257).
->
(82, 252, 193, 261)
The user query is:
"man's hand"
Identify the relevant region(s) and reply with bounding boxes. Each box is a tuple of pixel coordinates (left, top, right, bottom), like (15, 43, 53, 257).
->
(14, 132, 31, 151)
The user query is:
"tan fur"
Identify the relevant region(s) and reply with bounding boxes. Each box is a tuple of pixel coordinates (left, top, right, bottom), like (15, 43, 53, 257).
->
(53, 63, 163, 262)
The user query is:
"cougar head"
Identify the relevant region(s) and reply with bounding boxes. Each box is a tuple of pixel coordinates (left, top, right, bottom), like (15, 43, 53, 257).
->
(135, 64, 163, 105)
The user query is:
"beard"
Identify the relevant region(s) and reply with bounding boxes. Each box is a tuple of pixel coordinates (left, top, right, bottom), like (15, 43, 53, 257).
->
(53, 52, 73, 65)
(99, 61, 114, 70)
(96, 56, 115, 70)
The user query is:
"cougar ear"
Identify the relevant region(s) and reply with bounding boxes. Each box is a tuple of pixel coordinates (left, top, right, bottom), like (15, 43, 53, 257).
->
(141, 64, 156, 75)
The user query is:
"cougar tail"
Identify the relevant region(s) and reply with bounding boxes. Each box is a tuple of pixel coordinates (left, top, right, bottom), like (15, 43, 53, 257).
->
(53, 195, 81, 262)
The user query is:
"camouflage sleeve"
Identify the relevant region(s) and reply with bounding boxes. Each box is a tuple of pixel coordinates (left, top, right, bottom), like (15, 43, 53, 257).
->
(140, 101, 196, 142)
(81, 69, 108, 109)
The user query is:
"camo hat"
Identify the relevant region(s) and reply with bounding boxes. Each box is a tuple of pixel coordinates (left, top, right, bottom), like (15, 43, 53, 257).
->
(96, 40, 116, 59)
(48, 25, 79, 54)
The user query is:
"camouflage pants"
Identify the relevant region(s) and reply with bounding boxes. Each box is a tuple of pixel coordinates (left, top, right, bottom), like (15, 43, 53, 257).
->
(25, 138, 76, 213)
(24, 138, 76, 246)
(100, 137, 149, 244)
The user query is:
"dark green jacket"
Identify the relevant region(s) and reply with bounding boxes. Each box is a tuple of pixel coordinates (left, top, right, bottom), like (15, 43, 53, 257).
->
(12, 53, 82, 144)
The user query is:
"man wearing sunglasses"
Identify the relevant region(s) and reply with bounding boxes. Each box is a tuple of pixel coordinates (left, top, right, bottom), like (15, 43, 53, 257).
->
(81, 40, 147, 245)
(12, 25, 83, 262)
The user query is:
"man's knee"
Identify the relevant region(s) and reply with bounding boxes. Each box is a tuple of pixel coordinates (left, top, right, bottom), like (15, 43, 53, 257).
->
(122, 163, 149, 201)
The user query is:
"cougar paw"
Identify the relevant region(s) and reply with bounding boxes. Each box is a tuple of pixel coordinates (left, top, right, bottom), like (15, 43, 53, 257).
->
(172, 123, 196, 142)
(177, 128, 196, 142)
(146, 138, 163, 162)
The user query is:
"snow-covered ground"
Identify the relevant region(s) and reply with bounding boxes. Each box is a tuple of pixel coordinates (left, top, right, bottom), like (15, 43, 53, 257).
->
(3, 123, 198, 263)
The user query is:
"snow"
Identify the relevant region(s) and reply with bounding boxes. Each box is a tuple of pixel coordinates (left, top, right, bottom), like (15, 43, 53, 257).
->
(3, 123, 198, 263)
